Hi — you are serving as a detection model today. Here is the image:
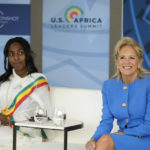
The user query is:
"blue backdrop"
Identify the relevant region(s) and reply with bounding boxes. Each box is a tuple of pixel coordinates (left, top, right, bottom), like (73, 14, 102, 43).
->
(0, 4, 30, 35)
(123, 0, 150, 70)
(0, 0, 30, 74)
(42, 0, 110, 89)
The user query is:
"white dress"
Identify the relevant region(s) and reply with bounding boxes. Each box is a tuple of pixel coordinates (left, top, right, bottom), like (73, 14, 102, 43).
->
(0, 69, 53, 147)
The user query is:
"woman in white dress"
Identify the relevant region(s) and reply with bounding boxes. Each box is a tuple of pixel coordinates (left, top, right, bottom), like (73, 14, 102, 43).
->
(0, 37, 52, 145)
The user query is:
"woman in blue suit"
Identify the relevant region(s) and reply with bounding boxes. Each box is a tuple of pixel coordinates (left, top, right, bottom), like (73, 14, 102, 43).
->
(86, 37, 150, 150)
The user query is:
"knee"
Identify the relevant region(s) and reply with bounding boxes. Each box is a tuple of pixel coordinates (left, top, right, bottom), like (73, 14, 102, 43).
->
(96, 134, 113, 148)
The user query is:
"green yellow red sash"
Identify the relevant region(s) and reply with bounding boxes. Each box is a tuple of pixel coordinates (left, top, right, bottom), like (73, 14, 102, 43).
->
(1, 76, 49, 117)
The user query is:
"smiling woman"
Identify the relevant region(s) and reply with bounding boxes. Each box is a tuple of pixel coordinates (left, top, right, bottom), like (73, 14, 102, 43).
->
(115, 45, 142, 84)
(86, 37, 150, 150)
(113, 37, 149, 81)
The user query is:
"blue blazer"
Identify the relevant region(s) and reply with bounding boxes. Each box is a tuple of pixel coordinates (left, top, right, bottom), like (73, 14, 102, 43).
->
(92, 75, 150, 141)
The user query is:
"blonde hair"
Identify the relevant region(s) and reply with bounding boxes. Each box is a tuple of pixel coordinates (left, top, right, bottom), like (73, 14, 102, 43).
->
(112, 37, 150, 79)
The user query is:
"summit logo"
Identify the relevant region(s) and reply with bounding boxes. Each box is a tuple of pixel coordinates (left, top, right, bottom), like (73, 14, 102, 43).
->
(49, 5, 103, 33)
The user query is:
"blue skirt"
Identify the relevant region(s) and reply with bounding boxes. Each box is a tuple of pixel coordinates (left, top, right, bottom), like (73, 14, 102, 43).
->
(110, 134, 150, 150)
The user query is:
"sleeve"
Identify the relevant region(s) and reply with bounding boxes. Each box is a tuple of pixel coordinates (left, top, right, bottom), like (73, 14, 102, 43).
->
(124, 90, 150, 137)
(0, 85, 2, 112)
(0, 82, 8, 112)
(92, 82, 114, 141)
(13, 76, 53, 121)
(32, 79, 53, 119)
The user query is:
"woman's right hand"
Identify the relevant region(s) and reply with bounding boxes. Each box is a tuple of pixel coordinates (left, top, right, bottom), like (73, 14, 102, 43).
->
(0, 113, 9, 126)
(86, 138, 96, 150)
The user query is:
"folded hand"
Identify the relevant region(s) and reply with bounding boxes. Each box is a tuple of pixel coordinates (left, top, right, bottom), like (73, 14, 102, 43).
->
(0, 114, 9, 126)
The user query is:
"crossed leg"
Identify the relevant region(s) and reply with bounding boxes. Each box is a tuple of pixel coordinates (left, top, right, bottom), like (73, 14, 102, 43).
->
(96, 134, 115, 150)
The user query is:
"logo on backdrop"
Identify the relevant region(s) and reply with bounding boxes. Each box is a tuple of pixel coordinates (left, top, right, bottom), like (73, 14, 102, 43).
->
(49, 6, 103, 33)
(0, 4, 30, 35)
(64, 6, 83, 22)
(0, 10, 19, 29)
